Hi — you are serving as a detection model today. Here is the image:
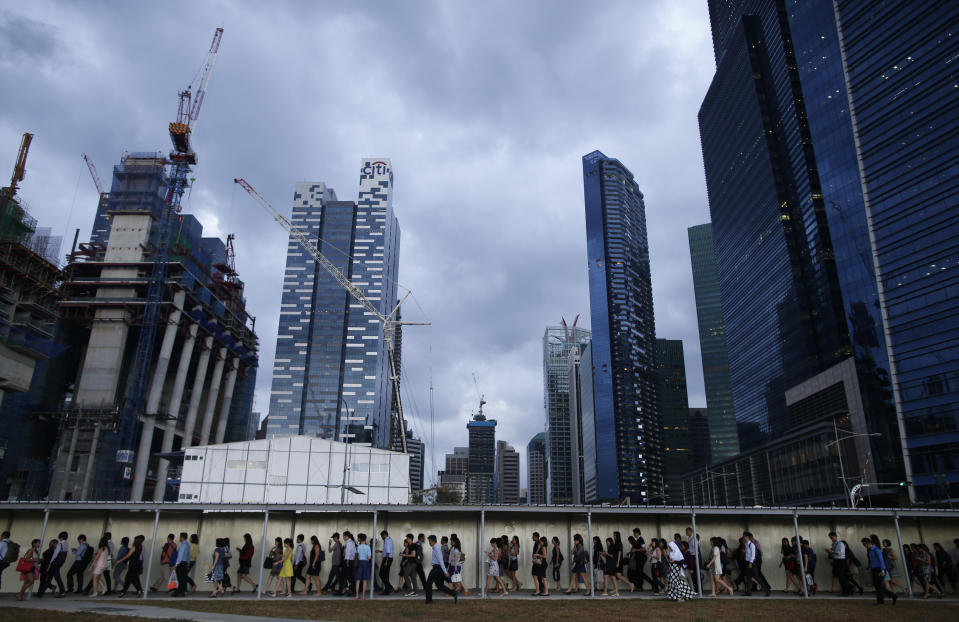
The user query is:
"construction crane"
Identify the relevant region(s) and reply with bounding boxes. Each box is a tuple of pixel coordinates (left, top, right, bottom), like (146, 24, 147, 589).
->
(115, 28, 224, 499)
(234, 177, 427, 453)
(1, 132, 33, 205)
(81, 153, 109, 212)
(472, 372, 486, 419)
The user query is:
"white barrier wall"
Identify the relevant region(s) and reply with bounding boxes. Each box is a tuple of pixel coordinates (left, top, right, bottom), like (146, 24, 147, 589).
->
(1, 504, 957, 595)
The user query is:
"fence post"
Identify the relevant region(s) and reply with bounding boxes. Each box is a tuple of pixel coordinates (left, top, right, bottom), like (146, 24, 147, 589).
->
(29, 506, 51, 599)
(370, 509, 377, 600)
(691, 509, 702, 597)
(256, 509, 270, 600)
(587, 509, 593, 597)
(143, 507, 161, 600)
(480, 508, 486, 598)
(893, 512, 912, 598)
(792, 510, 807, 597)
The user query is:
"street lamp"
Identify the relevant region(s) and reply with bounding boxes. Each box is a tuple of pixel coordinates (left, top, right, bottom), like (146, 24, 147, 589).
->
(826, 427, 881, 507)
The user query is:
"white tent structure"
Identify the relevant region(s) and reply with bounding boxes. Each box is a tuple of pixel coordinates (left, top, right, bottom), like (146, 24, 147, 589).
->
(178, 436, 410, 504)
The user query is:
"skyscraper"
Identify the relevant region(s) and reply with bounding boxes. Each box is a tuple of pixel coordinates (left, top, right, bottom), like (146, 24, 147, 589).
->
(656, 339, 692, 504)
(542, 321, 590, 504)
(687, 223, 737, 463)
(466, 414, 496, 504)
(495, 440, 520, 504)
(698, 0, 959, 502)
(527, 432, 547, 505)
(567, 340, 588, 504)
(582, 150, 663, 504)
(688, 408, 712, 471)
(268, 160, 400, 450)
(438, 446, 468, 502)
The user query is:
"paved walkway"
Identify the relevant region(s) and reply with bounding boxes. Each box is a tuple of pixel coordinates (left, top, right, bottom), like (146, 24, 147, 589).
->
(1, 596, 316, 622)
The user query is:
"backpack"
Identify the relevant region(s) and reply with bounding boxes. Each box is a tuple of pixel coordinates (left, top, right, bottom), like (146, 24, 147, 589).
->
(82, 543, 94, 565)
(415, 543, 423, 563)
(319, 548, 326, 563)
(2, 541, 20, 565)
(842, 541, 861, 567)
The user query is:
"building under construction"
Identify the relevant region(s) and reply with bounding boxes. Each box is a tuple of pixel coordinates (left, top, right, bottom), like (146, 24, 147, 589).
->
(47, 152, 258, 501)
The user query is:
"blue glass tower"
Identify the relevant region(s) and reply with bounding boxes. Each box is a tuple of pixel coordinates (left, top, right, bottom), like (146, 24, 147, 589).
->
(582, 150, 663, 504)
(268, 160, 400, 449)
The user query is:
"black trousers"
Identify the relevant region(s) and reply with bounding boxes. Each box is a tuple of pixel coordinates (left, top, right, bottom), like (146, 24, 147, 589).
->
(343, 562, 355, 594)
(745, 563, 759, 594)
(323, 564, 343, 592)
(755, 560, 770, 592)
(424, 565, 455, 602)
(833, 559, 852, 594)
(379, 557, 393, 593)
(66, 560, 89, 591)
(871, 568, 895, 604)
(174, 562, 189, 595)
(122, 567, 142, 594)
(41, 563, 65, 594)
(291, 560, 306, 591)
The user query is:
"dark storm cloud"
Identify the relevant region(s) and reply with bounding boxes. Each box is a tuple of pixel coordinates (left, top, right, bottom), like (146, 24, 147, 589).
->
(0, 0, 713, 488)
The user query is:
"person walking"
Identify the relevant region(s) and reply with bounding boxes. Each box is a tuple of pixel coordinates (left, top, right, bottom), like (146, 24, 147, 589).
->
(185, 534, 198, 594)
(826, 532, 853, 596)
(235, 533, 257, 593)
(780, 537, 803, 593)
(83, 532, 114, 596)
(149, 534, 177, 593)
(36, 539, 57, 598)
(611, 532, 634, 592)
(685, 527, 702, 594)
(15, 539, 41, 601)
(861, 538, 897, 605)
(274, 538, 294, 597)
(303, 535, 323, 595)
(506, 535, 522, 591)
(399, 534, 418, 595)
(423, 534, 457, 604)
(207, 538, 226, 598)
(448, 535, 470, 596)
(291, 534, 307, 594)
(377, 530, 394, 595)
(117, 535, 145, 598)
(916, 543, 943, 599)
(743, 533, 762, 596)
(342, 531, 357, 596)
(355, 533, 372, 600)
(707, 537, 734, 596)
(65, 534, 92, 593)
(565, 534, 590, 594)
(881, 539, 905, 594)
(88, 537, 111, 597)
(414, 534, 428, 596)
(550, 536, 564, 591)
(601, 537, 620, 597)
(0, 530, 13, 592)
(322, 532, 343, 595)
(665, 535, 696, 601)
(113, 537, 130, 592)
(531, 533, 548, 596)
(801, 539, 818, 595)
(485, 538, 509, 596)
(171, 533, 191, 597)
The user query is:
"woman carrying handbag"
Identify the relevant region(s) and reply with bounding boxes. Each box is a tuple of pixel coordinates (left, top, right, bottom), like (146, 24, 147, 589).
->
(15, 539, 41, 601)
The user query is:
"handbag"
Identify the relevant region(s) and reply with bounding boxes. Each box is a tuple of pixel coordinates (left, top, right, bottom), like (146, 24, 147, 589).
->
(16, 557, 35, 573)
(167, 570, 178, 590)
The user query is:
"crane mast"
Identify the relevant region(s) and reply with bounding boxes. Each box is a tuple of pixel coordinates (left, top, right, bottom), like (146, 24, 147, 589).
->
(1, 132, 33, 205)
(234, 178, 424, 453)
(81, 153, 109, 211)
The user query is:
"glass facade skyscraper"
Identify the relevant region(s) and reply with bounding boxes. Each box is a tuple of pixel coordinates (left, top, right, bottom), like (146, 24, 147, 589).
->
(582, 150, 663, 504)
(542, 322, 590, 504)
(268, 160, 400, 449)
(656, 339, 692, 504)
(687, 223, 738, 462)
(700, 0, 959, 501)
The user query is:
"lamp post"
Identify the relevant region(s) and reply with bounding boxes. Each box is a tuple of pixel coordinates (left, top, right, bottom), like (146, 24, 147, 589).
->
(826, 428, 881, 507)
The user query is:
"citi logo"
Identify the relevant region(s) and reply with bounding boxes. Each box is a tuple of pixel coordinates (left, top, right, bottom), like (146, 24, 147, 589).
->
(362, 160, 392, 178)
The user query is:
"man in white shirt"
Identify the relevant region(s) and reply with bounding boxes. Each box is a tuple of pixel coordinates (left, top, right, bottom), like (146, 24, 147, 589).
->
(0, 531, 11, 592)
(686, 527, 701, 592)
(826, 531, 852, 596)
(342, 531, 357, 596)
(291, 534, 307, 593)
(39, 532, 69, 597)
(377, 530, 394, 595)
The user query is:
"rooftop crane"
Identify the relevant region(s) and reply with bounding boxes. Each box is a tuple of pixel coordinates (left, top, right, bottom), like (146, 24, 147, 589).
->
(1, 132, 33, 205)
(81, 152, 109, 211)
(472, 372, 486, 419)
(234, 177, 428, 453)
(117, 27, 224, 499)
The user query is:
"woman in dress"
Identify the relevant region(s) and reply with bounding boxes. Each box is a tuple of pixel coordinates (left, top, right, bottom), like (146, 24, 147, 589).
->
(303, 535, 323, 596)
(881, 538, 906, 594)
(448, 535, 470, 596)
(485, 538, 509, 595)
(235, 533, 256, 593)
(117, 535, 144, 597)
(779, 537, 803, 593)
(532, 536, 549, 596)
(499, 535, 509, 584)
(592, 536, 606, 592)
(15, 539, 41, 601)
(917, 544, 943, 599)
(707, 537, 734, 596)
(354, 533, 371, 600)
(611, 532, 634, 592)
(565, 533, 590, 594)
(601, 537, 620, 596)
(263, 537, 283, 596)
(550, 536, 564, 591)
(89, 536, 110, 597)
(665, 537, 696, 601)
(207, 538, 226, 598)
(275, 538, 294, 597)
(506, 535, 522, 591)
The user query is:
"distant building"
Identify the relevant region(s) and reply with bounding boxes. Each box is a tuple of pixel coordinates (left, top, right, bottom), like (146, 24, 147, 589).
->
(527, 432, 547, 505)
(466, 414, 496, 504)
(406, 436, 425, 492)
(688, 408, 711, 471)
(656, 339, 692, 504)
(567, 342, 588, 504)
(495, 440, 520, 504)
(438, 446, 468, 503)
(542, 320, 590, 504)
(580, 342, 599, 502)
(583, 150, 663, 504)
(687, 223, 736, 463)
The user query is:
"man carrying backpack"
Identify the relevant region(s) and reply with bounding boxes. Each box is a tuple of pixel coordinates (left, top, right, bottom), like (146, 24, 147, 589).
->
(0, 531, 18, 591)
(65, 534, 91, 593)
(149, 534, 177, 592)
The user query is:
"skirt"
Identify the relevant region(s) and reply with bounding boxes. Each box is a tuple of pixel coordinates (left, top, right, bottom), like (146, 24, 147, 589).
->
(356, 560, 371, 581)
(488, 561, 500, 577)
(307, 562, 321, 576)
(237, 560, 251, 575)
(666, 562, 696, 601)
(572, 562, 586, 574)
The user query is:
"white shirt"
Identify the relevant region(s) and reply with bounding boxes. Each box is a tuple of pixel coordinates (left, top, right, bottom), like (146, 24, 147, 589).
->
(712, 546, 722, 574)
(745, 540, 756, 563)
(832, 540, 846, 560)
(293, 542, 306, 564)
(382, 537, 394, 558)
(688, 534, 700, 558)
(667, 541, 684, 562)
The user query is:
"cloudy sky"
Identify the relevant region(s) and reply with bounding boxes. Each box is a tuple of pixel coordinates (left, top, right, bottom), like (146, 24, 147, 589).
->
(0, 0, 715, 487)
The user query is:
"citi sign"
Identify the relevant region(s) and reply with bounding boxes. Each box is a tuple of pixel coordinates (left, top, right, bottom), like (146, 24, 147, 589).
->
(362, 160, 392, 182)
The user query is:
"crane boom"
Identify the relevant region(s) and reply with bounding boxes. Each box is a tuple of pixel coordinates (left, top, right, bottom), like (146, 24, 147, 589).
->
(81, 153, 105, 196)
(170, 27, 223, 160)
(234, 177, 415, 452)
(2, 132, 33, 202)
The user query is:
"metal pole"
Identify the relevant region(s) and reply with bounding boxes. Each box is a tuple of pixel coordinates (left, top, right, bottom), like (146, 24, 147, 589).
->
(893, 513, 913, 598)
(690, 509, 702, 597)
(143, 507, 161, 600)
(256, 510, 270, 600)
(29, 507, 50, 599)
(792, 511, 807, 598)
(480, 509, 485, 598)
(834, 418, 851, 507)
(370, 509, 377, 600)
(587, 509, 593, 597)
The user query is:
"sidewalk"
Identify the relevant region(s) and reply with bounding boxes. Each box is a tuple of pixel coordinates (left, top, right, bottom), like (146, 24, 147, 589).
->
(1, 597, 318, 622)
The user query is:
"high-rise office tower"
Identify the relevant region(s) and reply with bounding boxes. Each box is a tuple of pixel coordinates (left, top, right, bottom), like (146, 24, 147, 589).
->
(656, 339, 692, 504)
(567, 341, 589, 504)
(268, 160, 400, 449)
(406, 435, 424, 492)
(687, 223, 737, 463)
(438, 446, 468, 502)
(688, 408, 712, 471)
(542, 321, 590, 504)
(466, 414, 496, 504)
(527, 432, 547, 505)
(582, 150, 664, 504)
(699, 0, 959, 503)
(495, 440, 520, 504)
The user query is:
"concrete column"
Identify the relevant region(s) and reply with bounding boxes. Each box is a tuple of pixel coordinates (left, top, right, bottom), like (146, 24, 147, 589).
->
(80, 424, 101, 499)
(131, 290, 186, 501)
(213, 358, 239, 444)
(181, 335, 213, 450)
(61, 425, 79, 500)
(198, 347, 227, 446)
(153, 322, 198, 502)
